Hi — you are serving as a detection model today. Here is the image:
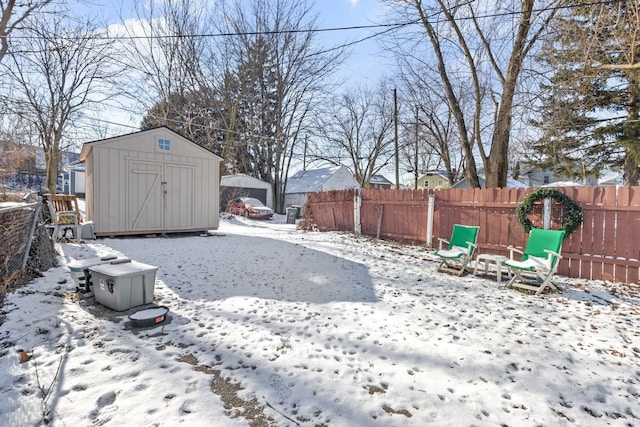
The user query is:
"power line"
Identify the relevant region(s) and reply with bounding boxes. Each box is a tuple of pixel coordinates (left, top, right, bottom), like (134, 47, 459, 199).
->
(9, 0, 613, 42)
(5, 0, 620, 147)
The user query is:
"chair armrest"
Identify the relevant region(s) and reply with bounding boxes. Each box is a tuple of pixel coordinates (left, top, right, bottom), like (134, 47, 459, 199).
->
(544, 249, 562, 267)
(465, 241, 477, 255)
(437, 238, 450, 251)
(506, 245, 524, 259)
(543, 249, 562, 260)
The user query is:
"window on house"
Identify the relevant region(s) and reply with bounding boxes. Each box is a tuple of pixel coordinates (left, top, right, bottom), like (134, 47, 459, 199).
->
(424, 181, 430, 187)
(438, 179, 443, 186)
(543, 175, 550, 184)
(158, 138, 171, 151)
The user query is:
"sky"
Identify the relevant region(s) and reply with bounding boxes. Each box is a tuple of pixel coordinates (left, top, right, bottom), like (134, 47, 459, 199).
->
(64, 0, 404, 182)
(75, 0, 390, 138)
(0, 211, 639, 426)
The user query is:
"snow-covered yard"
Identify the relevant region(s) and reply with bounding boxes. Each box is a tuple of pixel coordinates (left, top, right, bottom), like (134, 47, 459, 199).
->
(1, 214, 639, 426)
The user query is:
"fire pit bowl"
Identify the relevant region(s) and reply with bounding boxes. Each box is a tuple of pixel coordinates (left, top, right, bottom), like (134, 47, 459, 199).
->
(128, 306, 169, 328)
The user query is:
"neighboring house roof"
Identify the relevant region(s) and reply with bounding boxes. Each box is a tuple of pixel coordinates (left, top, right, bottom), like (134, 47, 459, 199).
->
(540, 180, 583, 187)
(369, 175, 393, 186)
(418, 170, 448, 180)
(598, 170, 623, 186)
(506, 178, 529, 189)
(451, 175, 529, 189)
(285, 166, 360, 194)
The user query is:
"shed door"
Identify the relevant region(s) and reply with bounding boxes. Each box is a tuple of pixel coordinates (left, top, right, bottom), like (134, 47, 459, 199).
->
(128, 161, 163, 231)
(164, 164, 194, 230)
(128, 160, 195, 232)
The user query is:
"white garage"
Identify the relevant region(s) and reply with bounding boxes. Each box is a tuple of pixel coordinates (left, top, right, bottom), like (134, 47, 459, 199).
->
(79, 126, 222, 236)
(220, 174, 273, 210)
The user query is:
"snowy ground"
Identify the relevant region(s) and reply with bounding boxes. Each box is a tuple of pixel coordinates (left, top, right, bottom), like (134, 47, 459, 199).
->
(1, 213, 639, 426)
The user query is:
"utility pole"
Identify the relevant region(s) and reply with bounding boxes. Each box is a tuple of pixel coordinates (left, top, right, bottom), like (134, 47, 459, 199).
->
(303, 134, 307, 171)
(394, 88, 399, 188)
(415, 106, 419, 190)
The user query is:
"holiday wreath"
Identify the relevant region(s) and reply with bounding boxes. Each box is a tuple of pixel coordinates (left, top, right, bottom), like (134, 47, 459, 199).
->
(516, 188, 583, 235)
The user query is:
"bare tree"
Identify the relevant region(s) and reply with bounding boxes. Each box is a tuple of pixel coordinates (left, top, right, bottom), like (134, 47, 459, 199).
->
(0, 0, 52, 63)
(216, 0, 345, 211)
(310, 81, 396, 187)
(399, 76, 465, 186)
(384, 0, 561, 188)
(119, 0, 212, 138)
(4, 14, 119, 193)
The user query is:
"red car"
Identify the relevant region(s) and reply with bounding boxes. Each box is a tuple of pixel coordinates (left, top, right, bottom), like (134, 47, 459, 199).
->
(227, 197, 274, 219)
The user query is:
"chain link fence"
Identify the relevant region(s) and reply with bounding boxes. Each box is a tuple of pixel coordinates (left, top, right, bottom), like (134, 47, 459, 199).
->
(1, 198, 58, 312)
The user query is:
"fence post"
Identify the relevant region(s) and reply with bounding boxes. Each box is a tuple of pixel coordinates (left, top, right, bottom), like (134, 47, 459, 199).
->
(21, 198, 42, 271)
(354, 189, 361, 235)
(543, 198, 551, 230)
(426, 192, 435, 247)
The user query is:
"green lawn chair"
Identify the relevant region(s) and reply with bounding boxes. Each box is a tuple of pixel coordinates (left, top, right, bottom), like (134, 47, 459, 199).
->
(502, 228, 565, 295)
(435, 224, 479, 275)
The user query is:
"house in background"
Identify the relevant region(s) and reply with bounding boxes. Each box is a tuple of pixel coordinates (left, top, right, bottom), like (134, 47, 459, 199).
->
(0, 144, 44, 190)
(417, 170, 450, 189)
(284, 165, 360, 214)
(598, 170, 624, 187)
(368, 174, 393, 189)
(220, 174, 273, 210)
(451, 175, 529, 189)
(79, 126, 222, 237)
(521, 166, 597, 187)
(59, 162, 86, 197)
(540, 180, 584, 188)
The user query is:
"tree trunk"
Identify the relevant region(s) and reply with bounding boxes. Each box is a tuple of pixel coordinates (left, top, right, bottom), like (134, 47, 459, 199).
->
(414, 1, 481, 188)
(484, 0, 534, 188)
(624, 74, 640, 186)
(45, 146, 60, 194)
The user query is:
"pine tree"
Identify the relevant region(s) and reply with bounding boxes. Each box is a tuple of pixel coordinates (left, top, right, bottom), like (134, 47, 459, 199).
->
(532, 0, 640, 185)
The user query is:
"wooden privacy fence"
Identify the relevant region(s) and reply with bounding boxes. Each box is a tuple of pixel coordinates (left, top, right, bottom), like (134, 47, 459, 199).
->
(305, 186, 640, 284)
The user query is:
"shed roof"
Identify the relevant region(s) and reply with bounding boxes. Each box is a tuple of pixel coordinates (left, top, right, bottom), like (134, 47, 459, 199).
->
(78, 126, 222, 162)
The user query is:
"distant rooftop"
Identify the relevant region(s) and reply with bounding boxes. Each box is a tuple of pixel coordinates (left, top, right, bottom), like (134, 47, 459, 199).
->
(286, 166, 343, 193)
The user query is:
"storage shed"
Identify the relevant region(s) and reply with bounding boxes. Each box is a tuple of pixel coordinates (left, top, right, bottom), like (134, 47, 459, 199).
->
(284, 166, 360, 214)
(220, 174, 273, 210)
(79, 127, 222, 236)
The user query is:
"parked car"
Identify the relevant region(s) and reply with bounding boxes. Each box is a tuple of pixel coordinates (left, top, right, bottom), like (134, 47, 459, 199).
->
(227, 197, 273, 219)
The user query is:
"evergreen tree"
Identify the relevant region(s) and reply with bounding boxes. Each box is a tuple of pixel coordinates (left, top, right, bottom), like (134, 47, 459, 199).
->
(140, 90, 225, 155)
(532, 0, 640, 185)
